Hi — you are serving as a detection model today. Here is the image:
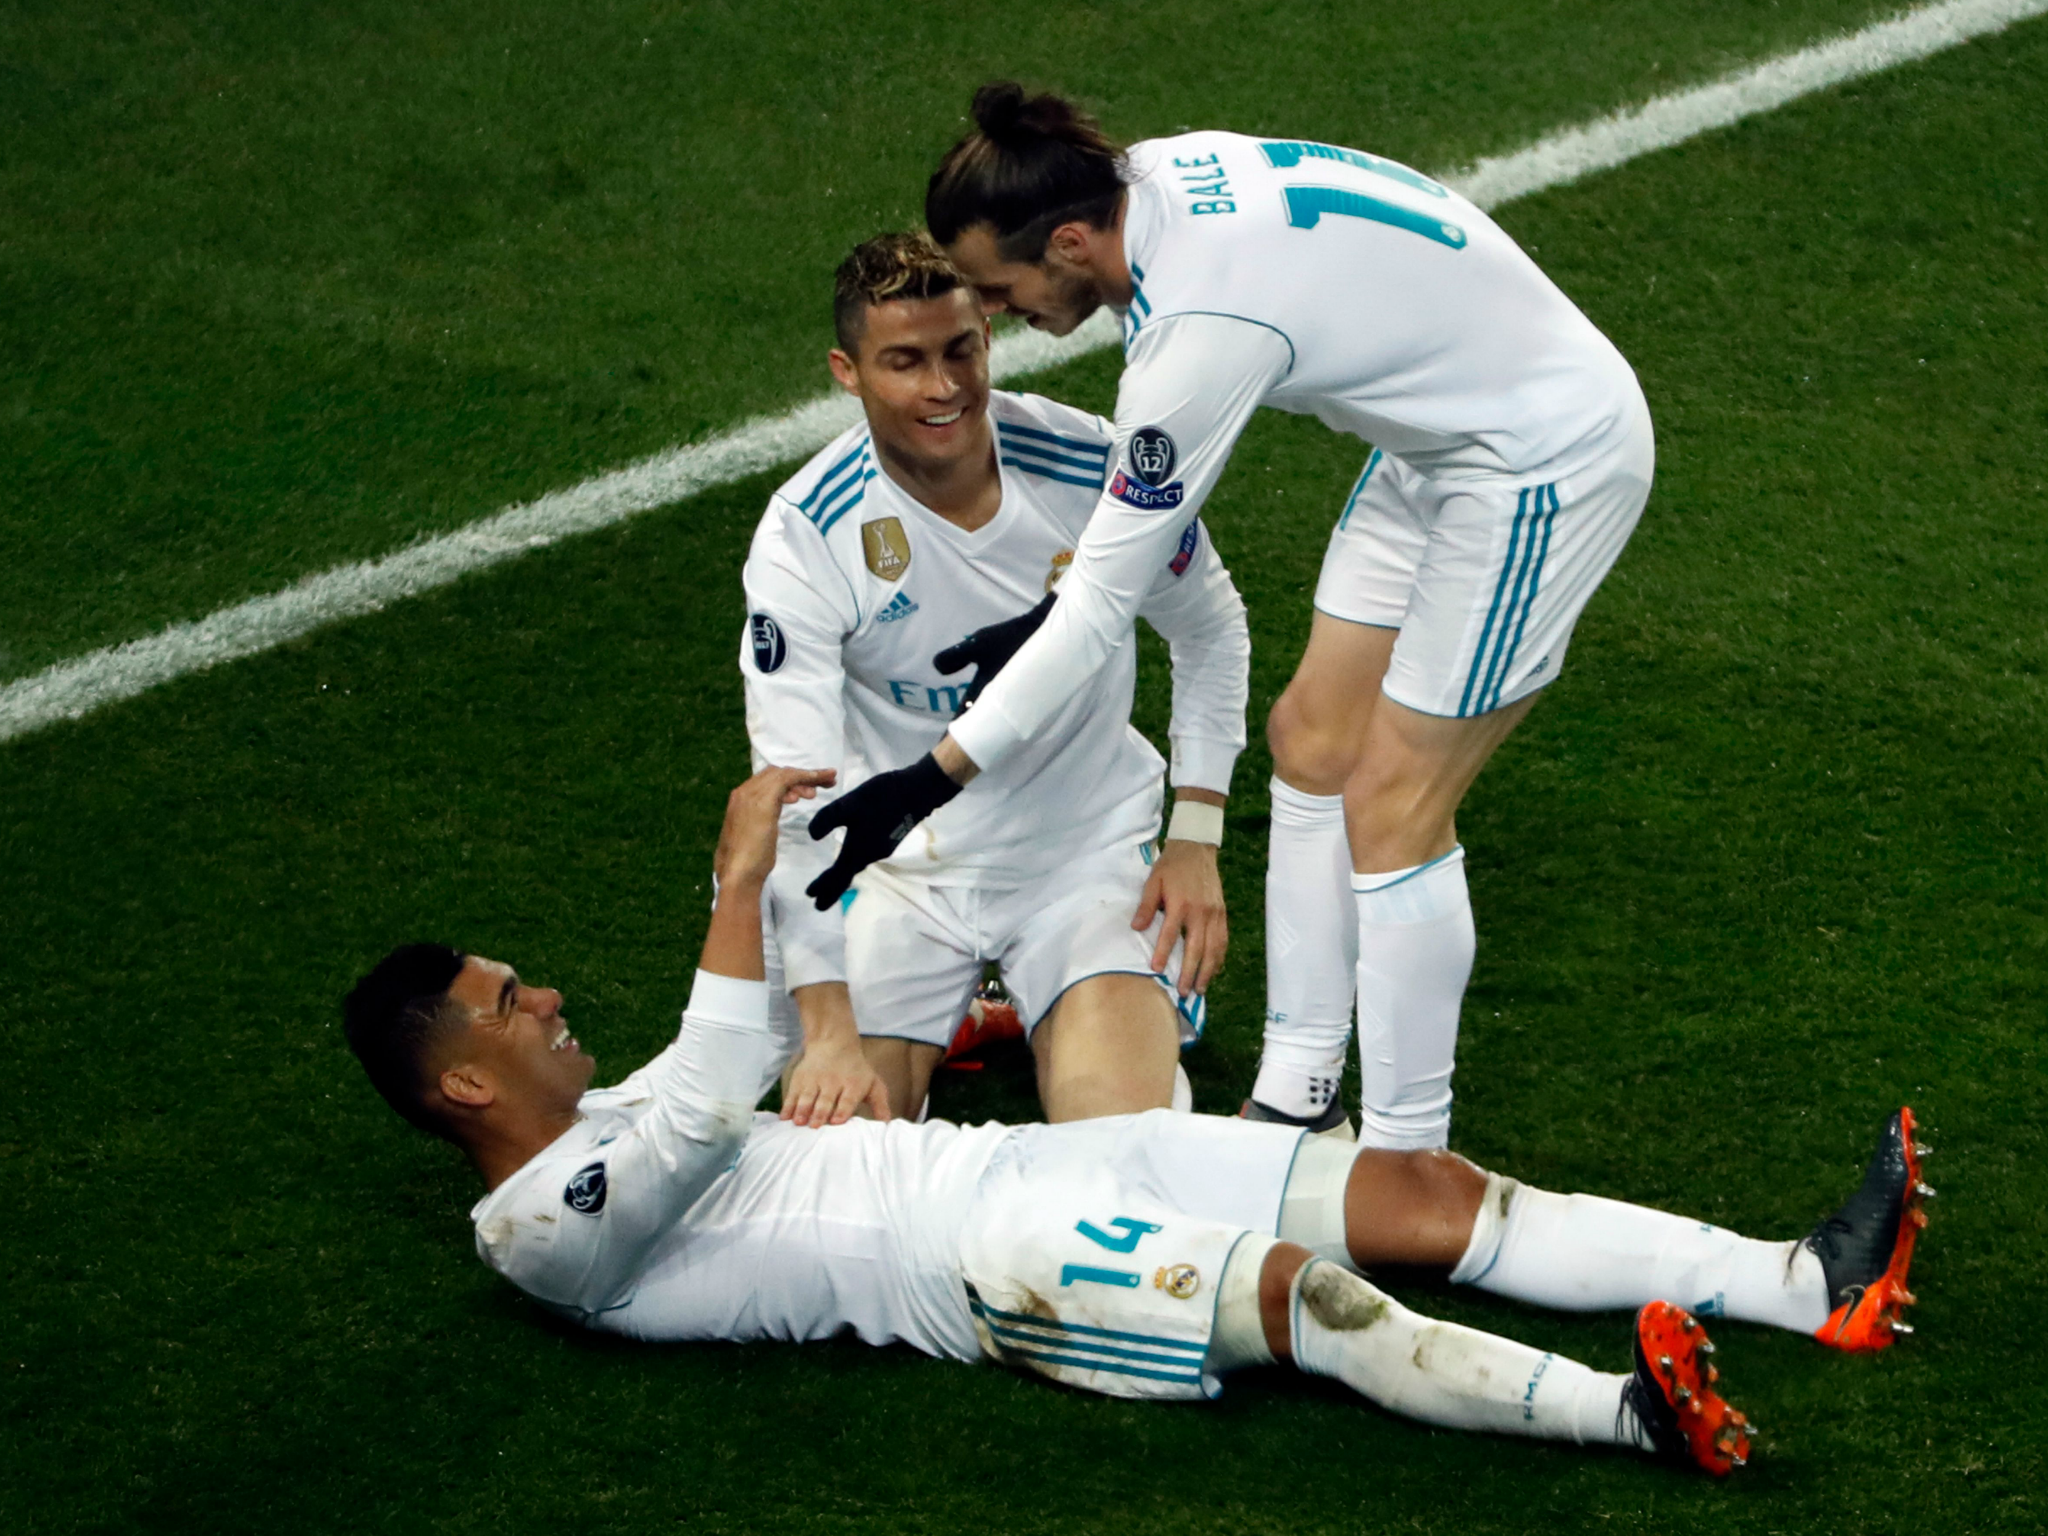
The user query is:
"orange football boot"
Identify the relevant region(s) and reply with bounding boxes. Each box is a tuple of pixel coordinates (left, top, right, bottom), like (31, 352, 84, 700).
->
(939, 988, 1024, 1073)
(1624, 1301, 1753, 1476)
(1806, 1106, 1932, 1352)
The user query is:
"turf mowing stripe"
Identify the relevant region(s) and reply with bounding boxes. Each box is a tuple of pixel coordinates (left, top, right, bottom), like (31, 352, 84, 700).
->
(5, 0, 2043, 749)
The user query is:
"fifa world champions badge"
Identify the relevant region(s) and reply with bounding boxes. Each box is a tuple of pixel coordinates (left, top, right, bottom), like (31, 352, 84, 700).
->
(862, 517, 912, 581)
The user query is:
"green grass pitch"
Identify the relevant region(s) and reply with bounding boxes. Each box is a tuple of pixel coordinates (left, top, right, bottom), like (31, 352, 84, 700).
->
(4, 2, 2046, 1532)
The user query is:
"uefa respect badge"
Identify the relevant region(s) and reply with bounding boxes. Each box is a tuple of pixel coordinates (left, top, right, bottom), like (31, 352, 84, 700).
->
(1108, 425, 1185, 510)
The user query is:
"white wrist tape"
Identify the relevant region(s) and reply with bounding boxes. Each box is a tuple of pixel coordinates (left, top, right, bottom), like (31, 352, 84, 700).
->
(1166, 800, 1225, 846)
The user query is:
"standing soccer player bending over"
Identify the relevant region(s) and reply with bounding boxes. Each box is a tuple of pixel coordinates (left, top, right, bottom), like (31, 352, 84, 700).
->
(341, 766, 1933, 1479)
(748, 232, 1249, 1126)
(809, 86, 1656, 1145)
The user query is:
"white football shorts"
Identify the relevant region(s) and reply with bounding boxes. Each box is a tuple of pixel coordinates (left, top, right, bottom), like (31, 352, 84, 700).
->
(846, 841, 1206, 1048)
(959, 1110, 1307, 1400)
(1313, 401, 1654, 719)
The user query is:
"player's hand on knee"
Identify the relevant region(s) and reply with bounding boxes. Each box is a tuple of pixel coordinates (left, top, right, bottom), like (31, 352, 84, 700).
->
(717, 766, 837, 887)
(781, 1038, 894, 1127)
(1135, 839, 1229, 996)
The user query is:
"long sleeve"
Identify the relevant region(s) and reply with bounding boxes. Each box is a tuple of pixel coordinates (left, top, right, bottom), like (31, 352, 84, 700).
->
(474, 971, 774, 1316)
(1136, 519, 1250, 795)
(741, 504, 858, 988)
(950, 312, 1290, 770)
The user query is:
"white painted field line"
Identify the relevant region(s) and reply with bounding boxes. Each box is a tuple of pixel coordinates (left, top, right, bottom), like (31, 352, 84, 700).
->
(0, 313, 1113, 747)
(5, 0, 2042, 747)
(1448, 0, 2048, 207)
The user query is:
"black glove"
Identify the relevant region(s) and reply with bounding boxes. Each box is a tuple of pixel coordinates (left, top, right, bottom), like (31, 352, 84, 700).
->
(805, 754, 964, 909)
(933, 592, 1056, 708)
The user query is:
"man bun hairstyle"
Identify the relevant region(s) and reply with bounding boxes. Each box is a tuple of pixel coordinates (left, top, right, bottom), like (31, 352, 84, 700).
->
(343, 942, 468, 1135)
(926, 82, 1129, 261)
(833, 230, 967, 353)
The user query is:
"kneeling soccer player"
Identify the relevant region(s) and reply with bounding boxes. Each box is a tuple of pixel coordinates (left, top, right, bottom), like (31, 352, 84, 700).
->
(343, 766, 1932, 1476)
(743, 232, 1248, 1126)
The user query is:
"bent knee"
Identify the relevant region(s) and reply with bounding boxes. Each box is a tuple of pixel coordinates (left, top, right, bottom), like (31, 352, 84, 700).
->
(1267, 690, 1365, 794)
(1396, 1149, 1488, 1213)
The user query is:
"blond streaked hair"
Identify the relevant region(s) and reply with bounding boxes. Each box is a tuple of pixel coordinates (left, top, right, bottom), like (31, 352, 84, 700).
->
(833, 231, 966, 352)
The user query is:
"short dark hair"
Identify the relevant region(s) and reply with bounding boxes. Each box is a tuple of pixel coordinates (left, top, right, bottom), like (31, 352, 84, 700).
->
(925, 82, 1129, 261)
(832, 231, 966, 352)
(343, 943, 468, 1135)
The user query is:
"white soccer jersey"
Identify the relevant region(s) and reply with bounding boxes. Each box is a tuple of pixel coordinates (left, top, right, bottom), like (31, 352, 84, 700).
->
(950, 130, 1648, 770)
(469, 974, 1304, 1377)
(470, 971, 1010, 1359)
(742, 388, 1250, 990)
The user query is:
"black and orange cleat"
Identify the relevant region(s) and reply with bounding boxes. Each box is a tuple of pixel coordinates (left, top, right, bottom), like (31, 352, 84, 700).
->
(1806, 1105, 1932, 1352)
(1623, 1301, 1752, 1476)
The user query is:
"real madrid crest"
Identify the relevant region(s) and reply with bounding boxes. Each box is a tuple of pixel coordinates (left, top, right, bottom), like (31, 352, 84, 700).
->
(862, 517, 912, 582)
(1045, 547, 1074, 593)
(1153, 1263, 1201, 1300)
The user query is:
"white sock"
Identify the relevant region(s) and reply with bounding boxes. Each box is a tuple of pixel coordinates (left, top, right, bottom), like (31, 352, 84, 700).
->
(1452, 1172, 1831, 1333)
(1255, 779, 1356, 1117)
(1288, 1260, 1639, 1448)
(1353, 847, 1473, 1149)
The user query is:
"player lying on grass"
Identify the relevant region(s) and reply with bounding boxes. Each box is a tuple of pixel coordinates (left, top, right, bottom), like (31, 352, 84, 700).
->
(342, 766, 1933, 1476)
(743, 232, 1249, 1125)
(810, 86, 1659, 1150)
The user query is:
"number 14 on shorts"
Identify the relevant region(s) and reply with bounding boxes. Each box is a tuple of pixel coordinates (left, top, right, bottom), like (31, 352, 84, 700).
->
(1061, 1216, 1163, 1288)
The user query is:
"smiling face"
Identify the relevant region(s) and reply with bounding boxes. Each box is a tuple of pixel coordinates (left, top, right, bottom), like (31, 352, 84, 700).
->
(944, 223, 1109, 336)
(438, 955, 593, 1118)
(828, 287, 992, 476)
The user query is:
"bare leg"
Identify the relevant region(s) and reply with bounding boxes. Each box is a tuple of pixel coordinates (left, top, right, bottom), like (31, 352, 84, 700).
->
(1257, 1240, 1316, 1361)
(1031, 972, 1181, 1122)
(859, 1037, 943, 1121)
(1342, 1147, 1488, 1268)
(1343, 692, 1534, 874)
(1267, 613, 1396, 797)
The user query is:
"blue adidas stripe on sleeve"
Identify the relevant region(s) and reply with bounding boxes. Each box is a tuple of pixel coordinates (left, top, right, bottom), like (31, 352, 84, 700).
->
(799, 440, 869, 514)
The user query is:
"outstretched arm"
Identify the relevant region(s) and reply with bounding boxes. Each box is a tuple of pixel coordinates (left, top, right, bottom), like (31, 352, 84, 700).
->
(702, 767, 836, 976)
(802, 315, 1289, 902)
(741, 512, 893, 1121)
(1130, 515, 1252, 994)
(946, 313, 1288, 774)
(481, 767, 836, 1315)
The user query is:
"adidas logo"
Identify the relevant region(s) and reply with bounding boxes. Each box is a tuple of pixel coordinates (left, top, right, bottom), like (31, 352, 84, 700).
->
(875, 591, 920, 624)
